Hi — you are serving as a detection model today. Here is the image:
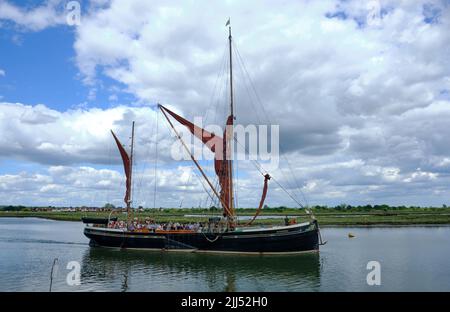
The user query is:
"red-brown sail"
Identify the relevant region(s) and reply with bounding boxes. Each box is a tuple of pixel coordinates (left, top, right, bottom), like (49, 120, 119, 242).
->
(246, 174, 271, 226)
(159, 105, 234, 217)
(111, 130, 131, 205)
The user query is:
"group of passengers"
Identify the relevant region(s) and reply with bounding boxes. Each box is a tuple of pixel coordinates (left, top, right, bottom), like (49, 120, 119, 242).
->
(107, 217, 203, 232)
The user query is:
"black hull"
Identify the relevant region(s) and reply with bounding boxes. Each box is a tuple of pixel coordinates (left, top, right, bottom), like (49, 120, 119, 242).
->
(84, 221, 320, 254)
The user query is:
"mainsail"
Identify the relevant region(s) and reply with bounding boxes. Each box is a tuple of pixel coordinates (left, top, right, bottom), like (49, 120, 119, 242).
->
(159, 105, 235, 218)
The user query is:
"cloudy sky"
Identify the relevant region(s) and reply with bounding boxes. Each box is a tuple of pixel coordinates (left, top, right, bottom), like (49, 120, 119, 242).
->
(0, 0, 449, 208)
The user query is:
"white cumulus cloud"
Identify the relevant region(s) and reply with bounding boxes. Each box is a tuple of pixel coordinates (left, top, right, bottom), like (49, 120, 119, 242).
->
(0, 0, 66, 31)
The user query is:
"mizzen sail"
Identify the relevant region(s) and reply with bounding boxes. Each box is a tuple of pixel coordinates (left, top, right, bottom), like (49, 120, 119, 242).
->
(111, 130, 131, 206)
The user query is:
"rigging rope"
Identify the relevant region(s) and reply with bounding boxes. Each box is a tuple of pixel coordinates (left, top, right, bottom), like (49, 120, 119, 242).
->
(236, 44, 308, 207)
(179, 168, 194, 208)
(232, 127, 305, 209)
(158, 107, 221, 211)
(135, 116, 155, 210)
(233, 43, 309, 209)
(105, 138, 113, 208)
(153, 109, 159, 210)
(205, 44, 228, 126)
(201, 230, 221, 243)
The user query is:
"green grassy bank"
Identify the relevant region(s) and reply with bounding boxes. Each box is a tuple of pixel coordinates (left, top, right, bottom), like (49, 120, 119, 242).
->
(1, 208, 450, 226)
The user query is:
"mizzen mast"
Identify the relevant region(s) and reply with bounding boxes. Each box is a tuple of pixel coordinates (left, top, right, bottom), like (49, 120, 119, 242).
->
(110, 121, 135, 227)
(128, 121, 135, 225)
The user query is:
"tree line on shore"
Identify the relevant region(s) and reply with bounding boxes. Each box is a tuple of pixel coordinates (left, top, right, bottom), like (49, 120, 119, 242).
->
(1, 203, 448, 213)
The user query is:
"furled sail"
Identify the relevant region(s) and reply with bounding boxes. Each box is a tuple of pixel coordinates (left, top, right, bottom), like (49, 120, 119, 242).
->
(159, 105, 234, 217)
(246, 174, 271, 226)
(111, 130, 131, 205)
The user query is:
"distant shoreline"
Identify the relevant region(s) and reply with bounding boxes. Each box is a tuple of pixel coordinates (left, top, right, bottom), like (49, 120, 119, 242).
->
(1, 210, 450, 226)
(3, 216, 450, 228)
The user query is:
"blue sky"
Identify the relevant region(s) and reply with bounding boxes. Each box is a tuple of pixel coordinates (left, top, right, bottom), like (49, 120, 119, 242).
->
(0, 0, 139, 111)
(0, 26, 84, 108)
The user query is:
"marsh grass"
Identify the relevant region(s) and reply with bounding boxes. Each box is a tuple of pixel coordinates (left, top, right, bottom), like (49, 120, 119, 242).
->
(1, 208, 449, 225)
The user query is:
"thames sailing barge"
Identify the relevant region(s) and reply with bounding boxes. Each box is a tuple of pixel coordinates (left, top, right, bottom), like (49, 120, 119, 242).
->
(83, 23, 321, 254)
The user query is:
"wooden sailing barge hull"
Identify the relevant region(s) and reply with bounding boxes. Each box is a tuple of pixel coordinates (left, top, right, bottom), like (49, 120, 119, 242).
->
(84, 221, 319, 254)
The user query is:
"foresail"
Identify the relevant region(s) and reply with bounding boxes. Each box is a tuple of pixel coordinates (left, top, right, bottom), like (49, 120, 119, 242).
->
(111, 130, 131, 205)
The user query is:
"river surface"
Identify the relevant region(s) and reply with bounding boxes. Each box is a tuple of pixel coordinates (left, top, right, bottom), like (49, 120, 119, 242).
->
(0, 217, 449, 291)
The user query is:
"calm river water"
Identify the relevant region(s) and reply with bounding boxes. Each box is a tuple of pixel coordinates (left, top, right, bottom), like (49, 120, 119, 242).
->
(0, 217, 449, 291)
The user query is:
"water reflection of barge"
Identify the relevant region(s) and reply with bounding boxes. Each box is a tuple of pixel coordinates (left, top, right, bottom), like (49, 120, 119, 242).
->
(80, 247, 321, 291)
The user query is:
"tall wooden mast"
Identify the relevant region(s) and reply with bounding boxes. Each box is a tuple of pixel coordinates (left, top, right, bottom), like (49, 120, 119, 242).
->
(227, 21, 235, 221)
